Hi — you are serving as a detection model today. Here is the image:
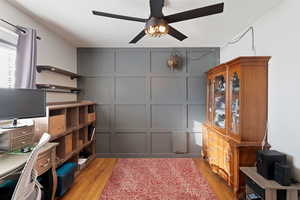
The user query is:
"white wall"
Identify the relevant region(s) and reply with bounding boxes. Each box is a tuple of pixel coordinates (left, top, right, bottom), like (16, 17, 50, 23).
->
(221, 0, 300, 180)
(0, 0, 77, 102)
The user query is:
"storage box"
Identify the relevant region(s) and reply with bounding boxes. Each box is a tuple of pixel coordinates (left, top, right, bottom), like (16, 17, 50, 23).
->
(87, 113, 96, 122)
(49, 114, 66, 136)
(56, 162, 77, 197)
(65, 134, 73, 155)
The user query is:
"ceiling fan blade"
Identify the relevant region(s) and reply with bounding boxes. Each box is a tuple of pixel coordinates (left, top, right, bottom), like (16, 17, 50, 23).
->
(168, 26, 188, 41)
(92, 10, 146, 22)
(150, 0, 164, 17)
(129, 30, 146, 44)
(164, 3, 224, 23)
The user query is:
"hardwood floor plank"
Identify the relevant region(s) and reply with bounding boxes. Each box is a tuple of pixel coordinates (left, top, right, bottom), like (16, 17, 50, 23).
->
(61, 158, 234, 200)
(193, 158, 235, 200)
(61, 158, 118, 200)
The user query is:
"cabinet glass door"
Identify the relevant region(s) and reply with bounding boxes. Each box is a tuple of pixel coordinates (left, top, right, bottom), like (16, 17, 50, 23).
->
(229, 71, 240, 135)
(213, 74, 226, 129)
(206, 76, 214, 124)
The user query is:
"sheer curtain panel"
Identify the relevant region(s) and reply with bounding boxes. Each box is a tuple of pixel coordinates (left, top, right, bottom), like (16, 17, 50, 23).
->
(14, 27, 37, 89)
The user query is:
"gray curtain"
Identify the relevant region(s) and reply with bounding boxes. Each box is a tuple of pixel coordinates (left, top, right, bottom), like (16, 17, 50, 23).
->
(14, 27, 37, 89)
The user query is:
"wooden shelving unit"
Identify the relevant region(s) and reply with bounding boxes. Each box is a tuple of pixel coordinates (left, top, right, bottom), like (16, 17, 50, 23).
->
(36, 84, 81, 93)
(36, 65, 81, 80)
(34, 101, 96, 175)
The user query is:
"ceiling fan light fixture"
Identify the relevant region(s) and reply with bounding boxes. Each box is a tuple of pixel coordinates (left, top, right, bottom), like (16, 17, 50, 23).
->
(158, 25, 167, 33)
(145, 17, 169, 37)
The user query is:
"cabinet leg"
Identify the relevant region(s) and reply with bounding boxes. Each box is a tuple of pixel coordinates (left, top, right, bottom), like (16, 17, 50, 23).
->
(233, 188, 245, 200)
(287, 189, 298, 200)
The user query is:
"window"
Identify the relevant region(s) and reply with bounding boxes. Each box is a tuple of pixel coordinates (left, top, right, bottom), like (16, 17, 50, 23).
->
(0, 26, 17, 88)
(0, 45, 16, 88)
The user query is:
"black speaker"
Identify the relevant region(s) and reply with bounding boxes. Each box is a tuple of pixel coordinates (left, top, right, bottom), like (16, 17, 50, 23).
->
(274, 162, 291, 186)
(256, 150, 287, 179)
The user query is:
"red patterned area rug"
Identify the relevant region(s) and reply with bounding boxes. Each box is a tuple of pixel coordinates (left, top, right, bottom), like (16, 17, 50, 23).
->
(100, 158, 217, 200)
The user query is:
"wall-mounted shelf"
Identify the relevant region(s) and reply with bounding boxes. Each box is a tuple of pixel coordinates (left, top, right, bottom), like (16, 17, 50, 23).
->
(36, 84, 81, 93)
(36, 65, 81, 80)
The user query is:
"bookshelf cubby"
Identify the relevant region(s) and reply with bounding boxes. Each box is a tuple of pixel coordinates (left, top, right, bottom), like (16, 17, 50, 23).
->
(88, 105, 96, 122)
(79, 106, 88, 126)
(34, 101, 96, 173)
(54, 137, 67, 161)
(79, 145, 93, 159)
(79, 127, 88, 148)
(65, 133, 73, 155)
(77, 141, 96, 172)
(72, 131, 78, 151)
(48, 109, 66, 137)
(88, 125, 95, 141)
(66, 107, 78, 130)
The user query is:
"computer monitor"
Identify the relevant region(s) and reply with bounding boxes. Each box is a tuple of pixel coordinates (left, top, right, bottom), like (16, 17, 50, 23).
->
(0, 88, 46, 128)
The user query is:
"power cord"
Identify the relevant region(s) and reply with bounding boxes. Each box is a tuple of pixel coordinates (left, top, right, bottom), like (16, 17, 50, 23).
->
(222, 26, 256, 55)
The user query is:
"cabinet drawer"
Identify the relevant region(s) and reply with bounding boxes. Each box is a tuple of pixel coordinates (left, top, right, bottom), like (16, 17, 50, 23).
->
(12, 126, 34, 139)
(11, 135, 33, 150)
(88, 113, 96, 122)
(36, 151, 52, 175)
(49, 115, 66, 136)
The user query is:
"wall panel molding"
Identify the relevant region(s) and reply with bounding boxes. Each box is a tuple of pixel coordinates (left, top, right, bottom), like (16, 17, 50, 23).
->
(78, 47, 220, 157)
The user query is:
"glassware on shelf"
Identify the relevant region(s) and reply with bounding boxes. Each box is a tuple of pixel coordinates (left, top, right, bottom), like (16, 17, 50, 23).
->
(207, 79, 214, 123)
(230, 72, 240, 134)
(213, 75, 226, 129)
(215, 76, 226, 93)
(215, 96, 225, 109)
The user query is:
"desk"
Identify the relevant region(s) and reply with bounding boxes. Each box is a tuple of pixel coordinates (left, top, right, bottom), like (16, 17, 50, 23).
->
(0, 153, 29, 182)
(0, 143, 58, 200)
(241, 167, 300, 200)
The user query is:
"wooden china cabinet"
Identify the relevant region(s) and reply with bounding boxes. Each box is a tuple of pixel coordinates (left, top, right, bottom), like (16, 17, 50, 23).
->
(202, 57, 270, 199)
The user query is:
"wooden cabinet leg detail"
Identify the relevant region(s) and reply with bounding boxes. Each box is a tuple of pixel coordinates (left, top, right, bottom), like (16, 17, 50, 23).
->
(287, 189, 298, 200)
(265, 189, 277, 200)
(51, 149, 57, 200)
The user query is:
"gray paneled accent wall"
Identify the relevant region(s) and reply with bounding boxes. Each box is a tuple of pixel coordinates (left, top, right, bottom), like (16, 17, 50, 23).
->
(78, 48, 220, 157)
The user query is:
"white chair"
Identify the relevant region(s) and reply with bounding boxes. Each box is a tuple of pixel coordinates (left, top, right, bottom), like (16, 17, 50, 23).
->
(11, 133, 51, 200)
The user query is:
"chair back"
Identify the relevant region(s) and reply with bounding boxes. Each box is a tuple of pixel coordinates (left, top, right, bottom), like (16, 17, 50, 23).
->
(11, 133, 51, 200)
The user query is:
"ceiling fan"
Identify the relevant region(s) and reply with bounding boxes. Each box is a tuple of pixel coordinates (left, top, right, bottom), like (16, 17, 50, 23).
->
(92, 0, 224, 44)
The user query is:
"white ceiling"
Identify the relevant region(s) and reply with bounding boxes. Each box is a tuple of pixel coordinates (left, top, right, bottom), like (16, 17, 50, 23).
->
(7, 0, 282, 47)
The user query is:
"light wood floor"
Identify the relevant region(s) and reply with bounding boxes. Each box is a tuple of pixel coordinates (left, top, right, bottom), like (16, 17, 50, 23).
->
(61, 158, 234, 200)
